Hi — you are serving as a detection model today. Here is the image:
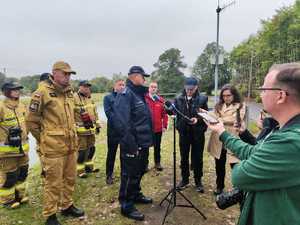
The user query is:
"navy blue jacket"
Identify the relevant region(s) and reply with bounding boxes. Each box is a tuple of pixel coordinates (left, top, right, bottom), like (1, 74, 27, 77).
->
(174, 90, 208, 134)
(113, 79, 153, 154)
(103, 91, 120, 140)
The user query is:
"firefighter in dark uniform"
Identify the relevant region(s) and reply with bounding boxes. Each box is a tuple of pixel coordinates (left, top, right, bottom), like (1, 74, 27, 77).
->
(113, 66, 153, 221)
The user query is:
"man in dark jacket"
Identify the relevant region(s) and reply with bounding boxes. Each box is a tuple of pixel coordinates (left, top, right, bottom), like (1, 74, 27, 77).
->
(113, 66, 153, 221)
(175, 77, 208, 193)
(103, 79, 125, 185)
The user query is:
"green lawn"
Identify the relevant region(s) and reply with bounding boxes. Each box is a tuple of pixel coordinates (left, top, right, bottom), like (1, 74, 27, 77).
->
(0, 93, 261, 225)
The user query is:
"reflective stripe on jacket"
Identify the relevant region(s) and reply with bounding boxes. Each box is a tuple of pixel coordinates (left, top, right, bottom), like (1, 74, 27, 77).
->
(74, 92, 100, 136)
(0, 98, 29, 157)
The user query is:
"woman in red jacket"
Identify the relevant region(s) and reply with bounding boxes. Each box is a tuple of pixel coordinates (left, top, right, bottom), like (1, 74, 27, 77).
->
(145, 82, 168, 171)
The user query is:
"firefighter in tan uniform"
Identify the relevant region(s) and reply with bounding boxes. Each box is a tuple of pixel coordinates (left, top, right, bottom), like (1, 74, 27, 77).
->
(74, 80, 100, 178)
(26, 61, 84, 225)
(0, 82, 29, 209)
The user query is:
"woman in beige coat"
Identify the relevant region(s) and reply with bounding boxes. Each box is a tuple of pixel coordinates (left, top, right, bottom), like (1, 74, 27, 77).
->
(207, 84, 246, 195)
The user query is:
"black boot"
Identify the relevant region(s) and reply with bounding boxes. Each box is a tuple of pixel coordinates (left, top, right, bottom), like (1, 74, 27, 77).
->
(155, 163, 163, 171)
(134, 194, 153, 204)
(121, 208, 145, 221)
(106, 176, 114, 185)
(176, 180, 189, 190)
(214, 188, 224, 195)
(45, 214, 61, 225)
(61, 205, 85, 217)
(195, 180, 204, 193)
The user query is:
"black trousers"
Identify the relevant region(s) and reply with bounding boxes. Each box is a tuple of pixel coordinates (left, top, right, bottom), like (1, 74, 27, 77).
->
(153, 132, 162, 164)
(119, 148, 149, 211)
(215, 148, 236, 190)
(179, 131, 205, 184)
(105, 135, 120, 177)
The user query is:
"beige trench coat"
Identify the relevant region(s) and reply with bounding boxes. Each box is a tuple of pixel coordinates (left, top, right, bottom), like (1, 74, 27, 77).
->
(207, 103, 246, 163)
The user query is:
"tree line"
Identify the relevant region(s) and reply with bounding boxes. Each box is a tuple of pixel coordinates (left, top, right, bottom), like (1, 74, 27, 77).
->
(1, 1, 299, 98)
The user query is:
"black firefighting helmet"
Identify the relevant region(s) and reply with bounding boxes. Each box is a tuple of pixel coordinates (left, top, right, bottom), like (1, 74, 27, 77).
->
(1, 81, 24, 92)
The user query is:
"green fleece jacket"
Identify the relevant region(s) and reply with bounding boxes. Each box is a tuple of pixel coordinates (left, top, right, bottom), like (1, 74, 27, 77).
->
(220, 114, 300, 225)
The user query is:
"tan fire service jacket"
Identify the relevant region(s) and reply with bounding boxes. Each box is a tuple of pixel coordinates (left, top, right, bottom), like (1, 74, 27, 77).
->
(0, 98, 29, 158)
(74, 92, 100, 136)
(26, 79, 78, 158)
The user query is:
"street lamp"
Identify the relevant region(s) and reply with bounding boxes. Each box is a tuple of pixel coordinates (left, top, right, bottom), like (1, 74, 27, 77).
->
(214, 0, 235, 104)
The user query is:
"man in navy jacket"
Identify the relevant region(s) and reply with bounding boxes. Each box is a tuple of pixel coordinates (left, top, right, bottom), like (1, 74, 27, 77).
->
(103, 79, 125, 185)
(113, 66, 153, 221)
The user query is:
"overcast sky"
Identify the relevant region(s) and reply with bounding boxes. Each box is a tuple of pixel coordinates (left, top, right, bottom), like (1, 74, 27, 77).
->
(0, 0, 295, 79)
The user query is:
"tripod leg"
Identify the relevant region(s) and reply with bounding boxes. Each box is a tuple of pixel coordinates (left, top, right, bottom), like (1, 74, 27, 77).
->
(159, 189, 173, 206)
(161, 192, 175, 225)
(177, 191, 207, 220)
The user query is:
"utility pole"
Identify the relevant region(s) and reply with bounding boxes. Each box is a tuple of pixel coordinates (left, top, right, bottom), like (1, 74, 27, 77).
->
(247, 50, 254, 101)
(214, 0, 235, 104)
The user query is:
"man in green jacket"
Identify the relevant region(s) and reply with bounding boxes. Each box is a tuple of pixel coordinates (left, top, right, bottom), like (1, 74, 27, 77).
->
(206, 62, 300, 225)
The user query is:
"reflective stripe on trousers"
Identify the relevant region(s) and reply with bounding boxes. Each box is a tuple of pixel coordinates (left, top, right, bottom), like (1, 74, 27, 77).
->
(0, 143, 29, 154)
(0, 186, 15, 204)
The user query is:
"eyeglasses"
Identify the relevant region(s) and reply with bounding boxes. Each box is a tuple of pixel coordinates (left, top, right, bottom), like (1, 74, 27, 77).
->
(256, 87, 290, 96)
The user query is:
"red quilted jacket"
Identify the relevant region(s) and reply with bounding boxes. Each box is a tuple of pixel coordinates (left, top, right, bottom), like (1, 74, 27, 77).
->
(145, 93, 168, 133)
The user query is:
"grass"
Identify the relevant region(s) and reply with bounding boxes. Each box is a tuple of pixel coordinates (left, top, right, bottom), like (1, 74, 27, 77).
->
(1, 93, 252, 225)
(0, 125, 240, 225)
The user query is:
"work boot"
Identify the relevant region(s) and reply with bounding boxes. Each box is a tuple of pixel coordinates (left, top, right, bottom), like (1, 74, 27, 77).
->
(45, 214, 61, 225)
(134, 194, 153, 204)
(61, 204, 85, 218)
(121, 208, 145, 221)
(3, 200, 20, 209)
(176, 180, 189, 190)
(78, 172, 88, 179)
(195, 180, 204, 193)
(19, 196, 29, 204)
(85, 166, 100, 173)
(154, 163, 163, 171)
(106, 176, 114, 185)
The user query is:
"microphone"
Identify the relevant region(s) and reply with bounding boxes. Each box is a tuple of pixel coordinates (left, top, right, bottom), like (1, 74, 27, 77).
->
(164, 101, 193, 123)
(152, 94, 160, 102)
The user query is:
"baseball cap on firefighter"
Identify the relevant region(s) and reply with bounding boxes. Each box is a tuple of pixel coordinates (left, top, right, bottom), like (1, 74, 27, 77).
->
(52, 61, 76, 74)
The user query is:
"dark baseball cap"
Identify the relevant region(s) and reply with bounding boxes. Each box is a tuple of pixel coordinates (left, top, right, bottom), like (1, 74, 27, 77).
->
(1, 81, 24, 92)
(128, 66, 150, 77)
(79, 80, 92, 87)
(184, 77, 198, 89)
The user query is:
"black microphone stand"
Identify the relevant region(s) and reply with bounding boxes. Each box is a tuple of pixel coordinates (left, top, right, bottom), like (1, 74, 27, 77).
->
(159, 115, 207, 225)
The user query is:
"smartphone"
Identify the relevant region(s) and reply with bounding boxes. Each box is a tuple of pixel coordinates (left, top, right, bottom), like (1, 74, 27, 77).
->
(198, 112, 219, 124)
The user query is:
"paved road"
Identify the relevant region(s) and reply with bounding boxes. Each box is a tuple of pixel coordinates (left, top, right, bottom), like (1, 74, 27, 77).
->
(247, 101, 263, 121)
(208, 96, 262, 121)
